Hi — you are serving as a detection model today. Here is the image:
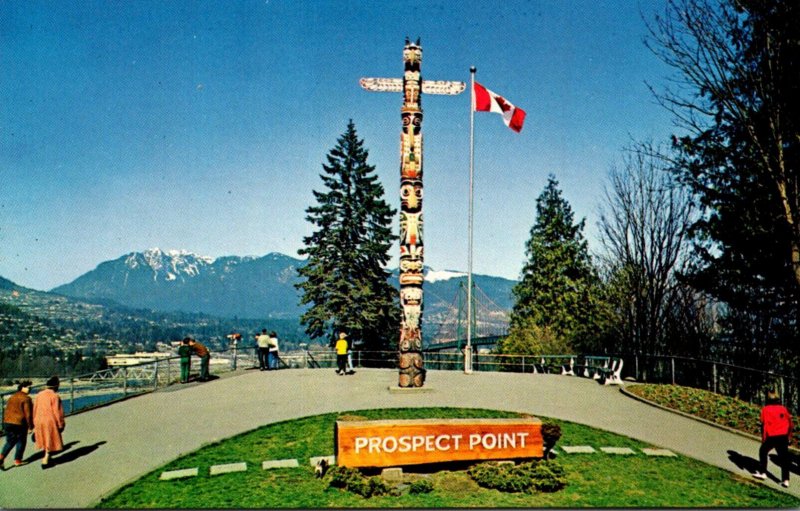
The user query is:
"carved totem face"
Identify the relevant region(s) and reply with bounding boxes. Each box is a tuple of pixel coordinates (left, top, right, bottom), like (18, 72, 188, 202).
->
(403, 44, 422, 71)
(400, 182, 423, 212)
(400, 286, 423, 329)
(399, 244, 424, 286)
(402, 111, 422, 135)
(403, 79, 421, 109)
(400, 211, 423, 246)
(399, 326, 422, 352)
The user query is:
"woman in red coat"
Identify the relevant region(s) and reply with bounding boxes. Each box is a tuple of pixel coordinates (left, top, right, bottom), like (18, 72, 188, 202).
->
(33, 376, 65, 468)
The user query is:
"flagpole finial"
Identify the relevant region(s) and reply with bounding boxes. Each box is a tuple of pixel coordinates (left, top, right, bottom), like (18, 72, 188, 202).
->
(470, 66, 476, 74)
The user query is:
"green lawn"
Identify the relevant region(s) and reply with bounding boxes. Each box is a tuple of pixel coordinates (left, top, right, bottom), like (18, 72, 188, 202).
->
(97, 407, 800, 509)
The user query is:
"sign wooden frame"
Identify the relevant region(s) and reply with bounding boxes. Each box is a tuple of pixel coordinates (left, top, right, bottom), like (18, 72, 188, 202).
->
(335, 417, 543, 468)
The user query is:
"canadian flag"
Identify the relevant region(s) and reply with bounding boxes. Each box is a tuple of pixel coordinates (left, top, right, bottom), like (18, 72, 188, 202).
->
(473, 81, 526, 133)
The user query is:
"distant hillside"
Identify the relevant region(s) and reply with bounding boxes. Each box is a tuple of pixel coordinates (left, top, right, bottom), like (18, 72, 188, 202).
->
(0, 277, 310, 350)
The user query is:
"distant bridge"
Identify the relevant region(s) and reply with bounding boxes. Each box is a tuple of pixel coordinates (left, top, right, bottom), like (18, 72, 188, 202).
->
(424, 281, 509, 353)
(424, 335, 505, 353)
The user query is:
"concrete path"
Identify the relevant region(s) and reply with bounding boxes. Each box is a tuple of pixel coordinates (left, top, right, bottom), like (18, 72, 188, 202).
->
(1, 368, 797, 508)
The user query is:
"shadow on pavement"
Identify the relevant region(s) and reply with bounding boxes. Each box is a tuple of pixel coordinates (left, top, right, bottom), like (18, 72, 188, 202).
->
(727, 449, 760, 474)
(24, 440, 80, 463)
(50, 441, 107, 467)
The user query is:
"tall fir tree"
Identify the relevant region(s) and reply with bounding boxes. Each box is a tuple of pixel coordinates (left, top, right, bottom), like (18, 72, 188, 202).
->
(505, 175, 600, 353)
(296, 121, 399, 355)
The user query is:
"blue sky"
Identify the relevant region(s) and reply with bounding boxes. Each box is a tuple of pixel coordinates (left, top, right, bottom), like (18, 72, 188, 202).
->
(1, 0, 677, 291)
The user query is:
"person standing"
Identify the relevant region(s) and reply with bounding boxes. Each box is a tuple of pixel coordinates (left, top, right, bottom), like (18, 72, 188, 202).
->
(33, 376, 65, 469)
(0, 380, 34, 469)
(753, 390, 793, 488)
(188, 338, 211, 381)
(256, 329, 271, 371)
(268, 331, 280, 370)
(178, 338, 192, 383)
(335, 332, 349, 375)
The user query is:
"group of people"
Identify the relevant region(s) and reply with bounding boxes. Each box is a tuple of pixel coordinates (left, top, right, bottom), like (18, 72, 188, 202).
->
(177, 337, 211, 383)
(255, 330, 280, 371)
(1, 376, 65, 470)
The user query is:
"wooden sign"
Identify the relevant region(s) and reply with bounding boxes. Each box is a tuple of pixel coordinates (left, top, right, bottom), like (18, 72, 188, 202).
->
(335, 417, 543, 468)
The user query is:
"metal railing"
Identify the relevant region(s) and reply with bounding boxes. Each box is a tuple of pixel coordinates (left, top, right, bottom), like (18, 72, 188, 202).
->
(1, 349, 240, 429)
(4, 347, 796, 432)
(0, 346, 360, 426)
(619, 353, 800, 416)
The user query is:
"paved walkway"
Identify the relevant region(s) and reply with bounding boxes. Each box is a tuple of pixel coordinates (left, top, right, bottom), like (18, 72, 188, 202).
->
(1, 368, 797, 508)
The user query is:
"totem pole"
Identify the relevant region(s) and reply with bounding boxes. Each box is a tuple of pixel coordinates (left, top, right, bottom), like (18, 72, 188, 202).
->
(360, 39, 465, 387)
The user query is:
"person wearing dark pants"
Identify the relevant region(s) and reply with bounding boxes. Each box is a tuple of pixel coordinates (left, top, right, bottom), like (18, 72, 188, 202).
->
(178, 338, 192, 383)
(753, 390, 793, 488)
(189, 338, 211, 381)
(0, 380, 34, 469)
(335, 332, 349, 375)
(256, 329, 270, 370)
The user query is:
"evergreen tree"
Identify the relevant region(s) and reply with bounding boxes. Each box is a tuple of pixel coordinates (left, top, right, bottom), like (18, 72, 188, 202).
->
(505, 175, 600, 353)
(296, 121, 399, 356)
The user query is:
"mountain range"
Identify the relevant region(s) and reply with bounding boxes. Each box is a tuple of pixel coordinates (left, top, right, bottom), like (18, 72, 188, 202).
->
(49, 249, 517, 330)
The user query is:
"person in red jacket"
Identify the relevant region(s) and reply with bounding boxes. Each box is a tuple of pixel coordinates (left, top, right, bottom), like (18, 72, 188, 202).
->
(753, 390, 793, 488)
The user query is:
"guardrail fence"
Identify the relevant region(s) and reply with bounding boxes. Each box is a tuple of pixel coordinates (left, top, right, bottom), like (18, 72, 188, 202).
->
(3, 347, 797, 432)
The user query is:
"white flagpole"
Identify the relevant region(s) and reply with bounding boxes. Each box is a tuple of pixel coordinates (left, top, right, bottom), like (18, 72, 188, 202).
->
(465, 67, 476, 374)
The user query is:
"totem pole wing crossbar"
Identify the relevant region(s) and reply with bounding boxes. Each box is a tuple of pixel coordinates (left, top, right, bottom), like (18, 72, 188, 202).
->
(421, 80, 466, 95)
(360, 78, 403, 92)
(360, 78, 466, 95)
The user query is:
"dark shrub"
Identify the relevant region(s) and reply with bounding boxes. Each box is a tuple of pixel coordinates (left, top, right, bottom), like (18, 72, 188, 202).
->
(530, 460, 567, 492)
(328, 466, 362, 489)
(367, 476, 396, 497)
(468, 460, 567, 494)
(327, 466, 398, 498)
(409, 479, 434, 494)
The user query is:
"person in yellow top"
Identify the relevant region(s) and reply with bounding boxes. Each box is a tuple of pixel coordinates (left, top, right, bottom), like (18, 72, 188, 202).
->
(335, 332, 349, 375)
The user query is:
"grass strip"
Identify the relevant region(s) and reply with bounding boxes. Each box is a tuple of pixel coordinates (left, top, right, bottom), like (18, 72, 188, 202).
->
(97, 407, 800, 509)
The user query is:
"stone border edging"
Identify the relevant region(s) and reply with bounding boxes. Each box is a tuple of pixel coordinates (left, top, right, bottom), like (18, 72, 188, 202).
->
(619, 385, 800, 455)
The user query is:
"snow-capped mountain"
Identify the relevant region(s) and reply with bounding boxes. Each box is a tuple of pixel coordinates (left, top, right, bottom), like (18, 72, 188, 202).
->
(124, 248, 217, 282)
(50, 249, 516, 322)
(51, 250, 305, 319)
